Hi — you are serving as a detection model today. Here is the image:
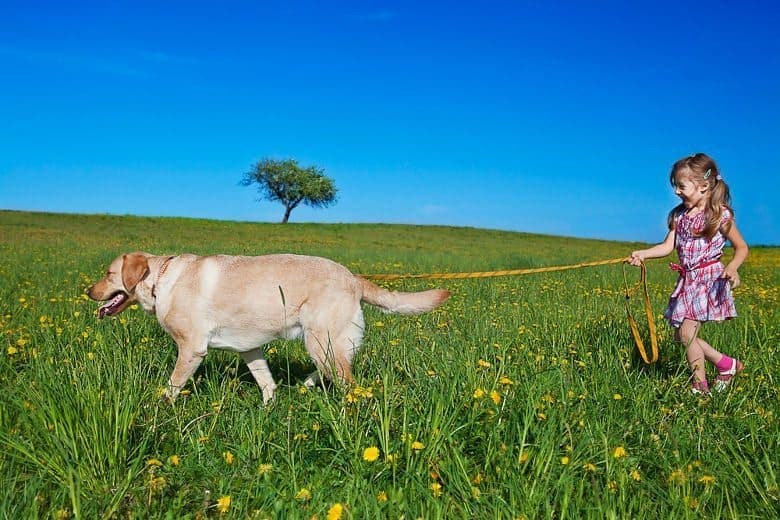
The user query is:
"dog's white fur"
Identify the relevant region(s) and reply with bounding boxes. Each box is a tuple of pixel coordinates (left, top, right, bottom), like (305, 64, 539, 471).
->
(87, 252, 450, 403)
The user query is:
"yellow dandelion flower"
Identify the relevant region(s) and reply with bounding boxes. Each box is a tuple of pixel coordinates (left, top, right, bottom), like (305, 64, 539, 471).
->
(327, 503, 344, 520)
(356, 386, 373, 398)
(561, 456, 570, 465)
(216, 495, 231, 513)
(223, 451, 234, 464)
(613, 446, 627, 459)
(473, 388, 485, 399)
(582, 462, 597, 472)
(519, 451, 530, 463)
(377, 491, 388, 502)
(258, 463, 273, 475)
(477, 359, 491, 368)
(490, 390, 501, 405)
(54, 509, 70, 520)
(6, 346, 17, 355)
(669, 469, 687, 485)
(630, 469, 641, 481)
(373, 321, 385, 327)
(149, 476, 166, 492)
(363, 446, 380, 462)
(294, 488, 312, 501)
(607, 480, 618, 493)
(16, 338, 27, 346)
(430, 482, 442, 497)
(168, 455, 180, 466)
(698, 475, 716, 486)
(411, 441, 424, 451)
(146, 458, 163, 467)
(613, 394, 622, 400)
(499, 376, 514, 385)
(299, 385, 308, 394)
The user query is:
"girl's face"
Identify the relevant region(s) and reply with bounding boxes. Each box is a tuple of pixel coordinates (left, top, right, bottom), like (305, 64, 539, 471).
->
(673, 173, 709, 210)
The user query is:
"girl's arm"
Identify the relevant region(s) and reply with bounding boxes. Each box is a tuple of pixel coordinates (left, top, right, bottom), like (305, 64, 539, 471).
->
(722, 221, 748, 288)
(629, 230, 675, 266)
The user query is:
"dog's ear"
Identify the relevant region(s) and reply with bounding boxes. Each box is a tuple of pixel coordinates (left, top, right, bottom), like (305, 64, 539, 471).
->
(121, 253, 150, 292)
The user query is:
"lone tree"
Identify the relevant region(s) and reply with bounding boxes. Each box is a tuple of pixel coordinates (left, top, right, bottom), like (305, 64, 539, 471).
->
(241, 158, 338, 223)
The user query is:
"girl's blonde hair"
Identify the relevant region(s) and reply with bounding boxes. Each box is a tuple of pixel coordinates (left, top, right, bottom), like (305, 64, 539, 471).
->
(667, 152, 734, 240)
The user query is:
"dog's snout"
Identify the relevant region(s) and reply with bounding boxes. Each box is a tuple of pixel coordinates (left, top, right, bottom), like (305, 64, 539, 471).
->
(86, 284, 100, 300)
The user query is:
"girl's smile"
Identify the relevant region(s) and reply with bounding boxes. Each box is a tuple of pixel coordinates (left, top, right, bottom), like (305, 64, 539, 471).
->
(673, 176, 707, 211)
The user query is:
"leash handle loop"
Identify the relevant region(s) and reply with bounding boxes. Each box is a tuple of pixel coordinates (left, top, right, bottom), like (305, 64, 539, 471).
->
(622, 261, 659, 364)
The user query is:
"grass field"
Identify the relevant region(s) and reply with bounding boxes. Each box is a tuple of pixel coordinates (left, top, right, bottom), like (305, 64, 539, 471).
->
(1, 210, 778, 519)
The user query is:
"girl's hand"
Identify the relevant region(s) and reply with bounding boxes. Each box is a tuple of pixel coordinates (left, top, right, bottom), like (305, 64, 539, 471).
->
(628, 251, 646, 267)
(722, 267, 741, 288)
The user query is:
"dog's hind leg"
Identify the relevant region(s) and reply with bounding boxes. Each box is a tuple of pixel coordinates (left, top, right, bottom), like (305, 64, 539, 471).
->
(240, 349, 277, 405)
(303, 307, 364, 386)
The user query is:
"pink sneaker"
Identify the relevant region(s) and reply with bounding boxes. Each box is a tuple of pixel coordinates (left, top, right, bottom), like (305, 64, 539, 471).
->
(691, 380, 711, 396)
(714, 359, 743, 392)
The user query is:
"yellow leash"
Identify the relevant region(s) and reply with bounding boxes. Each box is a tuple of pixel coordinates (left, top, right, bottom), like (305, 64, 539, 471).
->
(621, 261, 660, 364)
(361, 256, 659, 364)
(360, 257, 628, 280)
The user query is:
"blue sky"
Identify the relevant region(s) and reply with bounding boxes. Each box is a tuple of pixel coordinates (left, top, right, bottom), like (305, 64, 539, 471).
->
(1, 1, 778, 245)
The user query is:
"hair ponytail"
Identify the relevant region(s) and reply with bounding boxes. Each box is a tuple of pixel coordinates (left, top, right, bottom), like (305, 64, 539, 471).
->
(704, 176, 733, 240)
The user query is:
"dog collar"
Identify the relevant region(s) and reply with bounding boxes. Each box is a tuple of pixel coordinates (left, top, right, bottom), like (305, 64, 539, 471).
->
(152, 256, 176, 299)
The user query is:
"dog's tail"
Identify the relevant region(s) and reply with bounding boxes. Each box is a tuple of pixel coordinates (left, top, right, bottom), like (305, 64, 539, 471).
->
(358, 277, 450, 315)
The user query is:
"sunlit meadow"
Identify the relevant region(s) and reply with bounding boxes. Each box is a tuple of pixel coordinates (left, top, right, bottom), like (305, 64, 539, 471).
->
(1, 210, 778, 518)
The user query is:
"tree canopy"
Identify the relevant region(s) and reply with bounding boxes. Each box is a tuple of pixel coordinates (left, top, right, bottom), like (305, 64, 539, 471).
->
(241, 158, 338, 223)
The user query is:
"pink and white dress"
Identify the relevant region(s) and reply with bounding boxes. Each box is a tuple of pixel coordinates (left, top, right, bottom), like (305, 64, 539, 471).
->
(664, 208, 737, 327)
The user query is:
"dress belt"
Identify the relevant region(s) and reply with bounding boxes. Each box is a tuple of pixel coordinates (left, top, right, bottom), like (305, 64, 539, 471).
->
(669, 258, 721, 276)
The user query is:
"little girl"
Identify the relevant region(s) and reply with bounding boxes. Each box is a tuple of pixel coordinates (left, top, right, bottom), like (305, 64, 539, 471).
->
(629, 153, 749, 394)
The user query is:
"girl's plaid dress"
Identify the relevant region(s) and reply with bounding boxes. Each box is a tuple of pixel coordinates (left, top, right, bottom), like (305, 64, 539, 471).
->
(664, 208, 737, 327)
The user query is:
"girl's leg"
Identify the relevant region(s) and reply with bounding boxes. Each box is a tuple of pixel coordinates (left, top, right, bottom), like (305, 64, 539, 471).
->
(676, 319, 725, 391)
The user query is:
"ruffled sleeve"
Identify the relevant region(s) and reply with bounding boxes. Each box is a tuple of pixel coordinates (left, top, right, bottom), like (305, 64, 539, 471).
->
(720, 207, 733, 226)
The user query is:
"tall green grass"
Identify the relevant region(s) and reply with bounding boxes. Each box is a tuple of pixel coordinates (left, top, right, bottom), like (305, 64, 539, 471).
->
(1, 210, 778, 518)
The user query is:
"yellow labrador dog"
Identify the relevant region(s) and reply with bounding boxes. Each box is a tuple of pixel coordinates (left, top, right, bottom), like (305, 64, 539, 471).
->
(87, 252, 450, 404)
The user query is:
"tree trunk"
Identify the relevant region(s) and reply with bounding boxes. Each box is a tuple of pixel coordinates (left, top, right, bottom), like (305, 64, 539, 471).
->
(281, 205, 293, 223)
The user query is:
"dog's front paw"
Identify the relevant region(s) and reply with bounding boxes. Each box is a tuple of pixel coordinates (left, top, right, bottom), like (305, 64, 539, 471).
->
(303, 371, 322, 389)
(261, 387, 276, 406)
